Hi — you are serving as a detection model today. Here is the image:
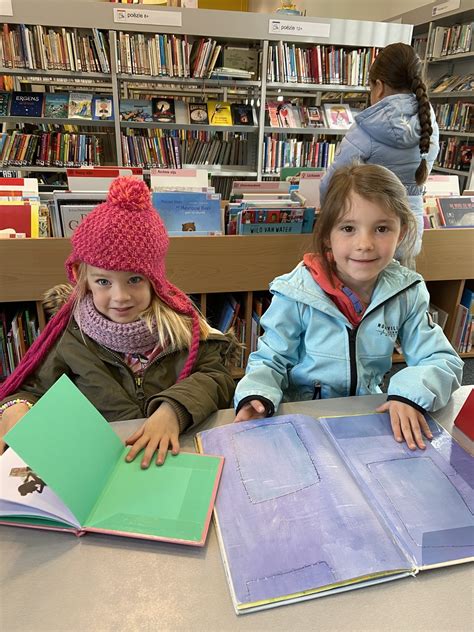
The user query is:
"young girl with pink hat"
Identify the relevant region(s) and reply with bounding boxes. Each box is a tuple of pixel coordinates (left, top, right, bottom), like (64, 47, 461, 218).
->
(0, 177, 235, 467)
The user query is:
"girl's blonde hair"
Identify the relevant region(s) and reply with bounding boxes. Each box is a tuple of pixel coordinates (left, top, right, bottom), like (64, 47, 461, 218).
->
(313, 163, 418, 275)
(74, 263, 211, 350)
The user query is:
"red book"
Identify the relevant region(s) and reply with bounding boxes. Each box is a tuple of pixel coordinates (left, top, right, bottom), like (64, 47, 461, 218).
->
(454, 389, 474, 440)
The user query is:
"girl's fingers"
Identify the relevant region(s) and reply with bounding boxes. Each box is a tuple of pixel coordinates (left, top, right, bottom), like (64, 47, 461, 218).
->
(419, 415, 433, 440)
(170, 434, 180, 455)
(156, 436, 170, 466)
(140, 438, 160, 469)
(389, 410, 403, 443)
(125, 426, 144, 445)
(125, 435, 148, 462)
(409, 416, 426, 450)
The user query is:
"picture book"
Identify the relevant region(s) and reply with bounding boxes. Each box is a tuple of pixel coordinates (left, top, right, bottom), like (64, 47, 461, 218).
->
(189, 103, 209, 125)
(119, 99, 153, 123)
(460, 145, 473, 171)
(152, 190, 223, 235)
(454, 389, 474, 440)
(306, 106, 326, 128)
(207, 101, 232, 126)
(152, 97, 175, 123)
(44, 93, 69, 119)
(437, 196, 474, 227)
(197, 412, 473, 614)
(231, 103, 255, 126)
(0, 375, 223, 547)
(0, 201, 39, 237)
(67, 93, 93, 120)
(323, 103, 354, 130)
(51, 193, 104, 237)
(10, 92, 44, 118)
(92, 95, 114, 121)
(0, 91, 10, 116)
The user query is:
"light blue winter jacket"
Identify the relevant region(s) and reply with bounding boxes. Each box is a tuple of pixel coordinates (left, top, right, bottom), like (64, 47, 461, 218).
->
(319, 94, 440, 253)
(235, 261, 462, 414)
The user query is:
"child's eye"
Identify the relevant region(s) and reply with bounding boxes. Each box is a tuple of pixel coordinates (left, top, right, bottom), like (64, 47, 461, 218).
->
(340, 225, 354, 233)
(129, 276, 143, 285)
(376, 226, 390, 233)
(96, 279, 111, 287)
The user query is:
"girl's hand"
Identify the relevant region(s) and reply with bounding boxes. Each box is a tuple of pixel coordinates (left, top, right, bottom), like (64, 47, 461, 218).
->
(125, 402, 180, 468)
(376, 400, 433, 450)
(234, 400, 267, 423)
(0, 403, 31, 454)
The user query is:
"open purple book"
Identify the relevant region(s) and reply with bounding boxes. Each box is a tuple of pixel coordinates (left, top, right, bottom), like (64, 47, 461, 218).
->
(197, 413, 473, 614)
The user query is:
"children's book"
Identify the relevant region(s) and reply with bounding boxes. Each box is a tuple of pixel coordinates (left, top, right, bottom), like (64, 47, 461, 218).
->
(323, 103, 354, 130)
(119, 99, 153, 123)
(10, 92, 44, 117)
(189, 102, 209, 125)
(0, 91, 11, 116)
(437, 196, 474, 227)
(207, 101, 232, 126)
(197, 412, 473, 614)
(68, 93, 93, 120)
(454, 389, 474, 440)
(44, 93, 69, 119)
(92, 95, 114, 121)
(0, 375, 223, 546)
(0, 201, 39, 237)
(152, 190, 223, 235)
(152, 97, 175, 123)
(306, 106, 326, 128)
(231, 103, 255, 126)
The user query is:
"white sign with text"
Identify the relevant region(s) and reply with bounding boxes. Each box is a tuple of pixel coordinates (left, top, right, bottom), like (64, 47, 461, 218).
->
(113, 8, 182, 27)
(269, 19, 330, 38)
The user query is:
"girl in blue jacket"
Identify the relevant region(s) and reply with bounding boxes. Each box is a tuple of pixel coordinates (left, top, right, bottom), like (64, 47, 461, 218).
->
(319, 43, 439, 256)
(234, 164, 462, 450)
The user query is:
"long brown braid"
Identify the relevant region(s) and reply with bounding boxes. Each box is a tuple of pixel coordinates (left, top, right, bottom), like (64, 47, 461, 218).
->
(369, 42, 433, 185)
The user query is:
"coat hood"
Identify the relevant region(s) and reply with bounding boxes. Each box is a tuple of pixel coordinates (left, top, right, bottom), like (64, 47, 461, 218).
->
(355, 94, 423, 149)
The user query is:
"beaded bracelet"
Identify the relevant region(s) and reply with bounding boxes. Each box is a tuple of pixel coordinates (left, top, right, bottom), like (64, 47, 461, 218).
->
(0, 399, 33, 416)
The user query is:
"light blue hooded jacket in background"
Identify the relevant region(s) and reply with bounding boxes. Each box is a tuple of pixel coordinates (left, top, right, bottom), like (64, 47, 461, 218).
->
(234, 261, 462, 414)
(319, 94, 440, 254)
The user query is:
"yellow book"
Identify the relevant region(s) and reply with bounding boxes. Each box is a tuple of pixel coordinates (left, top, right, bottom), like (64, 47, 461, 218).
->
(207, 101, 233, 126)
(0, 200, 39, 237)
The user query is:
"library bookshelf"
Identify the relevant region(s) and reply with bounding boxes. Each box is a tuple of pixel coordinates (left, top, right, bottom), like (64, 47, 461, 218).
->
(1, 230, 473, 377)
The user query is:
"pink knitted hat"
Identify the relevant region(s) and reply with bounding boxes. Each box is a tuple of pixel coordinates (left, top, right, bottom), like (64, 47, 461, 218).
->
(0, 177, 200, 399)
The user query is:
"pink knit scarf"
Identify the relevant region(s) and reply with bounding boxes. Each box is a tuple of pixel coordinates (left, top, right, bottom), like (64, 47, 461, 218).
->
(74, 293, 158, 354)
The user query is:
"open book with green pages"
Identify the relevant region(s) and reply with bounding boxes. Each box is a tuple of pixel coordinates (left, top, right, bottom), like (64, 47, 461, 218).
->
(197, 412, 474, 614)
(0, 375, 223, 546)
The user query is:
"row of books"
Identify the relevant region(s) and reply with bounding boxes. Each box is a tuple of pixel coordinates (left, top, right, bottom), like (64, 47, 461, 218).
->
(429, 73, 474, 94)
(265, 102, 354, 130)
(120, 131, 250, 169)
(266, 43, 378, 86)
(0, 131, 104, 167)
(116, 32, 258, 80)
(435, 138, 473, 171)
(0, 24, 110, 73)
(263, 137, 339, 174)
(452, 287, 474, 354)
(0, 306, 39, 379)
(119, 99, 256, 126)
(433, 101, 474, 133)
(0, 91, 113, 121)
(427, 22, 473, 59)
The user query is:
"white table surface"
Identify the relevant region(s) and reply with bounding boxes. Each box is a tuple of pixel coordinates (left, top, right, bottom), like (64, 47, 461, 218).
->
(1, 387, 473, 632)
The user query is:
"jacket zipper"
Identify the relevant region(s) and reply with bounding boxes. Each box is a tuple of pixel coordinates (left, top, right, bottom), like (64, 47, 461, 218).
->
(345, 279, 421, 397)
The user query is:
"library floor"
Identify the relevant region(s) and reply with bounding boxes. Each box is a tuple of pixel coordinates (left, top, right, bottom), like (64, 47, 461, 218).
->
(388, 358, 473, 385)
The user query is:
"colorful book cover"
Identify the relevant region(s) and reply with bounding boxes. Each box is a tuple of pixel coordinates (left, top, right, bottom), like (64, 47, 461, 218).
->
(0, 374, 223, 547)
(306, 106, 326, 128)
(67, 93, 93, 120)
(323, 103, 354, 130)
(437, 196, 474, 227)
(197, 412, 473, 614)
(10, 92, 44, 118)
(44, 93, 69, 119)
(119, 99, 153, 123)
(207, 101, 232, 126)
(189, 103, 209, 125)
(231, 103, 255, 126)
(0, 92, 10, 116)
(152, 98, 175, 123)
(92, 95, 114, 121)
(152, 191, 223, 235)
(0, 201, 39, 237)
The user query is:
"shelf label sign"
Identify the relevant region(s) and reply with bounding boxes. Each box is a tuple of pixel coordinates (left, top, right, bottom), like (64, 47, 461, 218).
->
(113, 8, 182, 27)
(432, 0, 460, 17)
(0, 0, 13, 16)
(269, 19, 330, 38)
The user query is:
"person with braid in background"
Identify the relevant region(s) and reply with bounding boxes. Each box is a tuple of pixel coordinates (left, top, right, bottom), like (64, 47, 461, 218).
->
(0, 177, 235, 467)
(319, 42, 439, 256)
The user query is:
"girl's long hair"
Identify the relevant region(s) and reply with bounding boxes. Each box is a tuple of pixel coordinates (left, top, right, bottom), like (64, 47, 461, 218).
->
(369, 42, 433, 185)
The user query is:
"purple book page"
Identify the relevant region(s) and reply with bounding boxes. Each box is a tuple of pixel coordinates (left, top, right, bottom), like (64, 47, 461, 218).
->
(198, 414, 412, 612)
(320, 413, 474, 569)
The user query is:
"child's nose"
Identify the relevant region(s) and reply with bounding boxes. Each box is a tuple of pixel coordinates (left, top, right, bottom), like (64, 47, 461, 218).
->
(357, 232, 374, 250)
(112, 285, 131, 301)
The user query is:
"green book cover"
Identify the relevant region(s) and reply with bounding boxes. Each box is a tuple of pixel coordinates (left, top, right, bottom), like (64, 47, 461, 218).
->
(1, 375, 223, 546)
